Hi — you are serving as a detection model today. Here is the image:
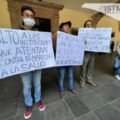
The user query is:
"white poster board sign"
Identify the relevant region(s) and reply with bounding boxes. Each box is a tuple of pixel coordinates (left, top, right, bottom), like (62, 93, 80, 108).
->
(78, 28, 112, 53)
(0, 28, 55, 79)
(56, 31, 85, 66)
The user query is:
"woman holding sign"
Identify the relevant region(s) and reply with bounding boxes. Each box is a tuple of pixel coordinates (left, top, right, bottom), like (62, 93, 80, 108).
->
(53, 21, 78, 98)
(19, 6, 45, 119)
(80, 20, 96, 88)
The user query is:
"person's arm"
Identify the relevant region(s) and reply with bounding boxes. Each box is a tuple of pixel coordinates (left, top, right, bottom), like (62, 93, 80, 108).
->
(52, 33, 57, 49)
(116, 40, 120, 55)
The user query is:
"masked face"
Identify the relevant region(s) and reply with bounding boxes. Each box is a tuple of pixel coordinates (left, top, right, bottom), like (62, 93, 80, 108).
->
(22, 10, 35, 27)
(23, 18, 35, 26)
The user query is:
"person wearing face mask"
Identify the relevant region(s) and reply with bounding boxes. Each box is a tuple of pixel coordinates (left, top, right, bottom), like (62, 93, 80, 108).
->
(19, 6, 45, 119)
(79, 20, 96, 88)
(53, 21, 79, 98)
(114, 40, 120, 80)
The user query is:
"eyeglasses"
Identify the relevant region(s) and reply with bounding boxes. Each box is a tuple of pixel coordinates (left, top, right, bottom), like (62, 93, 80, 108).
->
(23, 13, 35, 19)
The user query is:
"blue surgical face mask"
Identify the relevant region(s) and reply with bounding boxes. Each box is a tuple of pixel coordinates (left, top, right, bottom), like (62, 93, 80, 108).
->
(23, 18, 35, 26)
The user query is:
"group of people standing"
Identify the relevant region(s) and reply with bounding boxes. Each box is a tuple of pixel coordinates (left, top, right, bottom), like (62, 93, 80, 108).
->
(19, 5, 96, 119)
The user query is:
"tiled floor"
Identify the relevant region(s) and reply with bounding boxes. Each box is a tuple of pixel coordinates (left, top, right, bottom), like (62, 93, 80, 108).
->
(0, 53, 120, 120)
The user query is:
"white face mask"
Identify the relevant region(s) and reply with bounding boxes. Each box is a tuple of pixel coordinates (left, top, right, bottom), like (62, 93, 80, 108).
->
(23, 18, 35, 26)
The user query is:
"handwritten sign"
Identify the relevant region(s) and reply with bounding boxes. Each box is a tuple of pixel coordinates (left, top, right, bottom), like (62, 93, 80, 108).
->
(0, 28, 55, 79)
(56, 31, 85, 66)
(78, 28, 112, 53)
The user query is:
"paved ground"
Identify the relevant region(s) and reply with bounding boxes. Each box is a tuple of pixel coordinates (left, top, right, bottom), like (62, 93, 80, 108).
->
(0, 53, 120, 120)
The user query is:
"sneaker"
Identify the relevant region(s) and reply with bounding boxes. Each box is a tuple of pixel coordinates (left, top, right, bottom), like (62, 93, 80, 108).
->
(115, 75, 120, 80)
(86, 81, 96, 87)
(37, 101, 45, 111)
(24, 106, 32, 119)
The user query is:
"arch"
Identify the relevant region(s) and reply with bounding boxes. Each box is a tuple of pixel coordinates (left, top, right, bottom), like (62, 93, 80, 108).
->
(91, 0, 120, 26)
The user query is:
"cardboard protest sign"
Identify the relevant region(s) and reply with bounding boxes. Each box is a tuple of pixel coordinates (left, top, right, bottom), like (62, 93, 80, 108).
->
(0, 28, 55, 79)
(56, 31, 85, 66)
(78, 28, 112, 53)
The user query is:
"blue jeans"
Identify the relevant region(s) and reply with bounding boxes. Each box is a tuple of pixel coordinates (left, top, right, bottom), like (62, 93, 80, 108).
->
(58, 66, 74, 92)
(20, 70, 42, 107)
(114, 55, 120, 75)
